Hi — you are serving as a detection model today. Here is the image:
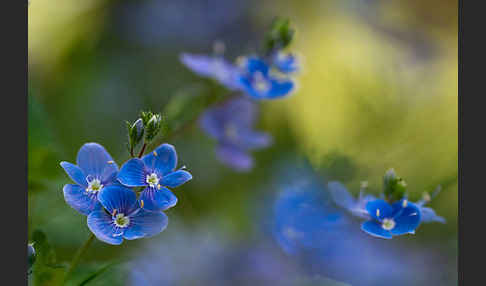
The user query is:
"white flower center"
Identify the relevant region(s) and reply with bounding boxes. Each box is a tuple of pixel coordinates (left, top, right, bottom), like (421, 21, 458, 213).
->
(86, 178, 103, 193)
(146, 173, 160, 188)
(252, 71, 270, 93)
(113, 213, 130, 228)
(382, 218, 396, 231)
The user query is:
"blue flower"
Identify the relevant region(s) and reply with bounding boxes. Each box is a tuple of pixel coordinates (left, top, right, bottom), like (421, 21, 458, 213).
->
(117, 144, 192, 211)
(60, 143, 119, 215)
(361, 199, 421, 239)
(180, 53, 242, 90)
(87, 185, 168, 245)
(238, 57, 295, 100)
(200, 97, 272, 171)
(271, 51, 299, 73)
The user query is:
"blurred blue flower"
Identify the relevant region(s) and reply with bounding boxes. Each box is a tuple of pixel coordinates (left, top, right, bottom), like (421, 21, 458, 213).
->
(180, 53, 242, 90)
(117, 143, 192, 211)
(238, 56, 295, 100)
(361, 199, 421, 239)
(87, 185, 168, 245)
(60, 143, 119, 216)
(200, 97, 272, 171)
(271, 51, 299, 74)
(329, 181, 445, 231)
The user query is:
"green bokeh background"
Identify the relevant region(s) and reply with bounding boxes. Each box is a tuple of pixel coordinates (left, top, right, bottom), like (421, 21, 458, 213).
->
(28, 0, 457, 285)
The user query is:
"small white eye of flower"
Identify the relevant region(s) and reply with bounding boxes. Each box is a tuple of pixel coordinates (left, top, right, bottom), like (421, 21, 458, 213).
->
(146, 173, 160, 188)
(113, 213, 130, 228)
(381, 218, 396, 231)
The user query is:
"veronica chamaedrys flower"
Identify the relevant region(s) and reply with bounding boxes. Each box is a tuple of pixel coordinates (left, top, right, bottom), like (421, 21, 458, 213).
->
(180, 53, 242, 90)
(238, 56, 294, 100)
(271, 51, 299, 74)
(60, 143, 119, 215)
(361, 199, 421, 239)
(328, 181, 377, 219)
(117, 144, 192, 211)
(200, 97, 272, 171)
(87, 185, 168, 245)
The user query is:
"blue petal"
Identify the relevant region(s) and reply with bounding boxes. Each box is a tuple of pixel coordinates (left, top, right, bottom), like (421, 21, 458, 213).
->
(328, 181, 356, 211)
(76, 143, 118, 179)
(98, 185, 138, 215)
(215, 143, 253, 172)
(124, 210, 168, 240)
(87, 210, 123, 245)
(199, 97, 259, 142)
(139, 187, 177, 211)
(142, 144, 178, 175)
(419, 206, 446, 223)
(390, 203, 421, 235)
(365, 199, 393, 220)
(161, 170, 192, 188)
(180, 53, 241, 90)
(60, 162, 87, 187)
(63, 184, 101, 216)
(239, 130, 272, 150)
(361, 221, 392, 239)
(266, 80, 294, 99)
(273, 52, 299, 73)
(117, 158, 147, 187)
(245, 57, 269, 75)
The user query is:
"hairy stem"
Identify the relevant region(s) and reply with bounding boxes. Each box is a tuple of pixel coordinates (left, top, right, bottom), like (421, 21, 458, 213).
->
(63, 233, 95, 284)
(138, 143, 147, 158)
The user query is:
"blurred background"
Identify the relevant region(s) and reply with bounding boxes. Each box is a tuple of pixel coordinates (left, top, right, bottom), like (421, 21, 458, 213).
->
(28, 0, 457, 285)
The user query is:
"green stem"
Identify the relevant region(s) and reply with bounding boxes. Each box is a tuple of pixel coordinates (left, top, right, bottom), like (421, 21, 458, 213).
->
(63, 233, 95, 284)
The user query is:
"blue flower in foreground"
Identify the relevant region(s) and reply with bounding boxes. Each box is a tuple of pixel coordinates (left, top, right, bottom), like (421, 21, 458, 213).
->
(87, 185, 168, 245)
(361, 199, 421, 239)
(60, 143, 119, 215)
(238, 57, 295, 100)
(117, 144, 192, 211)
(180, 53, 242, 90)
(271, 51, 299, 74)
(200, 97, 272, 171)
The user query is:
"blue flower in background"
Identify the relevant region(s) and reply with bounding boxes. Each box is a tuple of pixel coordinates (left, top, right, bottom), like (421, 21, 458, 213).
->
(361, 199, 421, 239)
(117, 143, 192, 211)
(271, 51, 299, 74)
(60, 143, 119, 215)
(200, 97, 272, 171)
(238, 56, 295, 100)
(180, 53, 242, 90)
(329, 181, 445, 235)
(87, 185, 168, 245)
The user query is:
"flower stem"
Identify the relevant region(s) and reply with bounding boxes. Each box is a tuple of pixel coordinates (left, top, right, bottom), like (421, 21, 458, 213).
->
(63, 233, 95, 284)
(138, 143, 147, 158)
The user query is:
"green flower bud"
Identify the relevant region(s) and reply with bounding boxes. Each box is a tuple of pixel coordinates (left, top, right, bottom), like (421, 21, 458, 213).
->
(383, 168, 407, 202)
(263, 17, 295, 54)
(144, 114, 162, 142)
